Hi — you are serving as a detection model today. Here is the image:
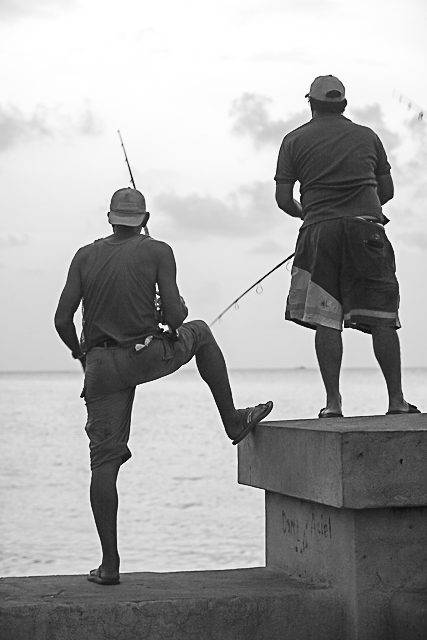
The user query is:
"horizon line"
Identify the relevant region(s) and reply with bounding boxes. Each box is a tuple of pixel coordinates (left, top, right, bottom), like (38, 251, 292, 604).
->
(1, 366, 426, 375)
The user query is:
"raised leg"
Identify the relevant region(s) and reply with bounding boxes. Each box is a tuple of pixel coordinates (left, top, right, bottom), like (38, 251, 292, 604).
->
(315, 324, 343, 415)
(194, 322, 272, 440)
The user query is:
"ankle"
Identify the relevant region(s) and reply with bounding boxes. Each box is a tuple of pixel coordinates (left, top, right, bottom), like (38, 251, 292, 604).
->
(102, 553, 120, 574)
(223, 409, 243, 438)
(326, 392, 341, 409)
(388, 397, 407, 412)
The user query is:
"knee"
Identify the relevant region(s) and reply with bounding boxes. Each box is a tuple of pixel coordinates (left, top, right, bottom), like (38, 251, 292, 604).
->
(193, 320, 215, 343)
(193, 319, 209, 332)
(371, 325, 397, 338)
(316, 324, 341, 335)
(91, 458, 122, 478)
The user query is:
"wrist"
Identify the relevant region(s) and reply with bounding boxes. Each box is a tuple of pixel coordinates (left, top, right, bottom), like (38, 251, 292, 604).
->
(72, 350, 86, 361)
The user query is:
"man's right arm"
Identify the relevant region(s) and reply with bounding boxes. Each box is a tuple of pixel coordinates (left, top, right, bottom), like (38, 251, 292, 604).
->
(275, 136, 303, 219)
(155, 243, 188, 331)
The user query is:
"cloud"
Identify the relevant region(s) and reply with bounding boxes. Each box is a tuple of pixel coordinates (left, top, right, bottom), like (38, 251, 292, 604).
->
(231, 94, 406, 156)
(0, 233, 28, 248)
(350, 104, 401, 153)
(74, 107, 103, 136)
(396, 118, 427, 185)
(396, 230, 427, 250)
(230, 93, 306, 148)
(386, 116, 427, 248)
(0, 0, 76, 20)
(153, 181, 281, 238)
(0, 103, 102, 152)
(0, 105, 50, 151)
(249, 239, 285, 254)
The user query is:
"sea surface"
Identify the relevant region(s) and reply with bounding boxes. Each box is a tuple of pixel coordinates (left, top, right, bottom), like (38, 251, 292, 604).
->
(1, 367, 425, 578)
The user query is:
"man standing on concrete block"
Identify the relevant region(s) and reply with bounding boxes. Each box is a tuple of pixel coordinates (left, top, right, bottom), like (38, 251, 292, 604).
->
(54, 187, 273, 586)
(275, 75, 419, 419)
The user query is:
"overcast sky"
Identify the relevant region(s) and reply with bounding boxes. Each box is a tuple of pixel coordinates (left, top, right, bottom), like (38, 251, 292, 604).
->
(0, 0, 426, 372)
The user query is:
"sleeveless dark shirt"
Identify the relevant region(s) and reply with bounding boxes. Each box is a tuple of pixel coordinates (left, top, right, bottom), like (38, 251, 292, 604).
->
(80, 235, 158, 351)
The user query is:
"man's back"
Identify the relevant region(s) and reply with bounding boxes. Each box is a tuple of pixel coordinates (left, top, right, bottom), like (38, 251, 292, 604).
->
(275, 115, 391, 225)
(79, 234, 160, 350)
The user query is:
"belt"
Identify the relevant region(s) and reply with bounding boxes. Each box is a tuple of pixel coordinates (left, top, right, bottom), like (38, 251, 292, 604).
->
(355, 216, 384, 226)
(93, 338, 119, 348)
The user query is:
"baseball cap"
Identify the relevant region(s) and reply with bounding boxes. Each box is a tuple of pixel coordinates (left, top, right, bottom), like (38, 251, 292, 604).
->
(108, 188, 146, 226)
(305, 75, 346, 102)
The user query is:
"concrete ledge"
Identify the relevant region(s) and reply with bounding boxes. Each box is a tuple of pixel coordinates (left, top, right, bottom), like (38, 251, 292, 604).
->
(389, 591, 427, 640)
(238, 414, 427, 508)
(0, 568, 344, 640)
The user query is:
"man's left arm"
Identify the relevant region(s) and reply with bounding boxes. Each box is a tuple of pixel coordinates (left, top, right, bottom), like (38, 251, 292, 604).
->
(156, 243, 188, 331)
(54, 250, 86, 369)
(275, 183, 303, 219)
(374, 134, 394, 206)
(376, 174, 394, 205)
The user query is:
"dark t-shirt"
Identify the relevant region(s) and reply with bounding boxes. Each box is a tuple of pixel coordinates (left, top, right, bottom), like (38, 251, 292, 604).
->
(274, 114, 391, 227)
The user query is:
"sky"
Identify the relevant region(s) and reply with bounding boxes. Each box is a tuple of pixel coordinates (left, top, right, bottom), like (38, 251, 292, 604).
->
(0, 0, 426, 372)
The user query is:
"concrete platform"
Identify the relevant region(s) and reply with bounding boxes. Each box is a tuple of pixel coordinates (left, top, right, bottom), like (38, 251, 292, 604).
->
(238, 414, 427, 508)
(389, 591, 427, 640)
(237, 414, 427, 639)
(0, 568, 344, 640)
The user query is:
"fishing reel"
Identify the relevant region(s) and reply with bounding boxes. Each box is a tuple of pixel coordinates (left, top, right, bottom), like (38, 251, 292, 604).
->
(154, 289, 166, 328)
(154, 290, 179, 341)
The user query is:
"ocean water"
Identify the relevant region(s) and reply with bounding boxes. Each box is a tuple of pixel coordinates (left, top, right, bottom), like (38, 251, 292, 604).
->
(0, 367, 425, 578)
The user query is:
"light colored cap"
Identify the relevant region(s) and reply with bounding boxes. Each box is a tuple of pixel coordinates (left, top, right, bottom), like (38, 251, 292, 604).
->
(108, 188, 146, 226)
(305, 75, 346, 102)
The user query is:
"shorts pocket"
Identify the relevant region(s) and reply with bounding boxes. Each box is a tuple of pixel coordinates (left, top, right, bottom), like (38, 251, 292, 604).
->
(344, 218, 390, 279)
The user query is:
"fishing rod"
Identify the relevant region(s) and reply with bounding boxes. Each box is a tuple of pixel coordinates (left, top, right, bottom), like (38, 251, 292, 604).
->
(392, 90, 424, 121)
(210, 251, 295, 327)
(117, 129, 150, 236)
(116, 131, 181, 339)
(118, 129, 137, 188)
(116, 129, 177, 333)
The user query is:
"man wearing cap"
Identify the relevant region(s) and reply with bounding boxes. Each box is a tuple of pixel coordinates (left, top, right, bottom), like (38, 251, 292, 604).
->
(275, 75, 419, 418)
(54, 187, 273, 585)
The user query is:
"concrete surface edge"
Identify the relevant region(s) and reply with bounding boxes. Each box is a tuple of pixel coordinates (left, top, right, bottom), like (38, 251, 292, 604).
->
(238, 414, 427, 508)
(0, 568, 344, 640)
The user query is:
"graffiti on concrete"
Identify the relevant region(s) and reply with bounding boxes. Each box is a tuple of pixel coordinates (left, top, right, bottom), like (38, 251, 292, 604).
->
(282, 509, 332, 554)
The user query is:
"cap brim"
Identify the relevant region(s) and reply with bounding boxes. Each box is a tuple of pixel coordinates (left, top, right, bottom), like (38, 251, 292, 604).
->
(305, 92, 345, 102)
(108, 212, 145, 226)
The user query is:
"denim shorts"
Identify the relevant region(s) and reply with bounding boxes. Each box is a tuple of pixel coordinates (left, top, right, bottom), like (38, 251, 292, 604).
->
(285, 217, 400, 333)
(83, 320, 204, 469)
